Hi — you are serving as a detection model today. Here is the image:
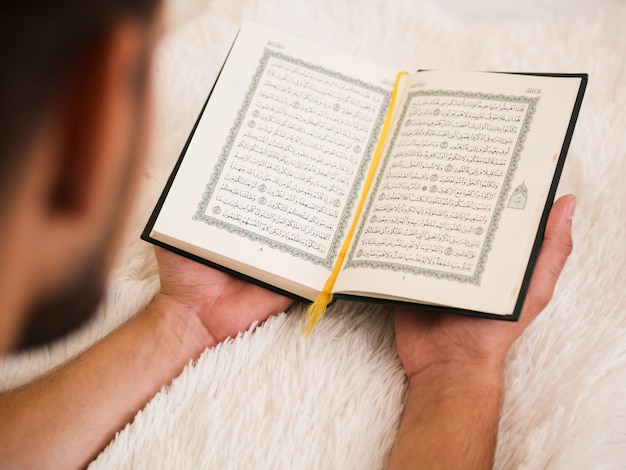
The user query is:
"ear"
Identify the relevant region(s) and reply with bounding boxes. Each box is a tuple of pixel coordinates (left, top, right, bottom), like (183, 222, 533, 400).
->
(33, 21, 152, 290)
(50, 21, 149, 219)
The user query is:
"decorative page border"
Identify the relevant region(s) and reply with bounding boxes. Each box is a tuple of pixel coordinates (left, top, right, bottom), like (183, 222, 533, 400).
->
(345, 90, 539, 284)
(193, 49, 391, 268)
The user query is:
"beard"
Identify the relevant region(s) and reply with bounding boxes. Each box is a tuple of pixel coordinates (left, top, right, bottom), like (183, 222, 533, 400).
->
(14, 244, 109, 351)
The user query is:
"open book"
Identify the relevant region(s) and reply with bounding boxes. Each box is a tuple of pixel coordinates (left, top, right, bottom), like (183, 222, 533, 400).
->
(142, 21, 586, 321)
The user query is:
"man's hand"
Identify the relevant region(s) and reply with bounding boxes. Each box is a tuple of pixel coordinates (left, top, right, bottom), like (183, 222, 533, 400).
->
(387, 194, 576, 470)
(394, 194, 576, 379)
(155, 247, 294, 347)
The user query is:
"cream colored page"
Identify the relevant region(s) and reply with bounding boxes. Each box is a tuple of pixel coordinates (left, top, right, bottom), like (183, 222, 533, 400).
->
(151, 22, 397, 299)
(334, 70, 581, 315)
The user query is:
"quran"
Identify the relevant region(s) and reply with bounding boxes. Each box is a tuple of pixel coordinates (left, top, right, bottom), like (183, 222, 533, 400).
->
(142, 21, 586, 323)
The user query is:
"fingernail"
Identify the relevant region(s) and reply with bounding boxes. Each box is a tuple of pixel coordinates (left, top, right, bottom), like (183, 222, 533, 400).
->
(566, 196, 577, 221)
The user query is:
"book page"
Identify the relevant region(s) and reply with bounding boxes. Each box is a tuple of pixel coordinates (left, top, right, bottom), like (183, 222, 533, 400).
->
(150, 22, 398, 300)
(334, 70, 582, 315)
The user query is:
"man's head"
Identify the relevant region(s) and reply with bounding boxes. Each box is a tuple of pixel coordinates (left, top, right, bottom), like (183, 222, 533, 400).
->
(0, 1, 161, 352)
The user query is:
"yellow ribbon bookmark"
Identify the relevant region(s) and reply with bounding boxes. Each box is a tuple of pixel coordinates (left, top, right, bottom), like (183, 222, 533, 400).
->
(302, 71, 408, 336)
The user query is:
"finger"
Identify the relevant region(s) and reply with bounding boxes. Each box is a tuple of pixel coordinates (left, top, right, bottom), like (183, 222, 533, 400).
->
(521, 194, 576, 324)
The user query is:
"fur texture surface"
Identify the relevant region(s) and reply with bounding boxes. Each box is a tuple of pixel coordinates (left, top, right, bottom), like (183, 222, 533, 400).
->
(1, 1, 625, 468)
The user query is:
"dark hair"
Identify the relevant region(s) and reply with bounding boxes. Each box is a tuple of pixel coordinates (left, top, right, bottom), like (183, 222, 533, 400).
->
(0, 1, 160, 202)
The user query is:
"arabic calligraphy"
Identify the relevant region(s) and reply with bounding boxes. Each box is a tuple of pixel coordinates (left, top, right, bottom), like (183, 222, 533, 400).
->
(348, 90, 538, 282)
(194, 49, 389, 266)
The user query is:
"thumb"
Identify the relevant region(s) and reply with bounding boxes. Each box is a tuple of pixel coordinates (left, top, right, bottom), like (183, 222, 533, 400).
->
(520, 194, 576, 325)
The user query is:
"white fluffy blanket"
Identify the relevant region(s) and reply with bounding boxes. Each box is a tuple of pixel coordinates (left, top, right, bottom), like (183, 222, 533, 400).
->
(2, 0, 626, 468)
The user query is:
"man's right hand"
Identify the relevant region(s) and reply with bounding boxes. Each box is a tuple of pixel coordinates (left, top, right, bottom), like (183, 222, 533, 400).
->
(394, 194, 576, 380)
(387, 194, 576, 470)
